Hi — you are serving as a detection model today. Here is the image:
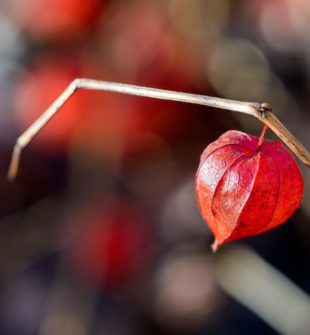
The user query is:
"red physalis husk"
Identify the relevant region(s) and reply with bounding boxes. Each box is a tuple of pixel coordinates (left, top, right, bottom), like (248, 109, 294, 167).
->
(195, 127, 304, 251)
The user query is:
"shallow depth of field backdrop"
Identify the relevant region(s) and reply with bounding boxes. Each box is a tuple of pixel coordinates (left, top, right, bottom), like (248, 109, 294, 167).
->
(0, 1, 309, 334)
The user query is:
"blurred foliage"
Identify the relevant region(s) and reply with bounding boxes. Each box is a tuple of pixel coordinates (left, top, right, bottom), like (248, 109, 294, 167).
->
(0, 0, 309, 334)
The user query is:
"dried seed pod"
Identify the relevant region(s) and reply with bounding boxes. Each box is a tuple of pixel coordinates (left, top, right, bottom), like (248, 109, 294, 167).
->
(195, 129, 304, 251)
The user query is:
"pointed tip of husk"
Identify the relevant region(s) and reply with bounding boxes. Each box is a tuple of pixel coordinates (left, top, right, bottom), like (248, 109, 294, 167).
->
(211, 239, 221, 253)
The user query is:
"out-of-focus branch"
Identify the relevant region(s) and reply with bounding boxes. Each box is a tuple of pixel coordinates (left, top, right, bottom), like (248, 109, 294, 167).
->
(216, 245, 310, 335)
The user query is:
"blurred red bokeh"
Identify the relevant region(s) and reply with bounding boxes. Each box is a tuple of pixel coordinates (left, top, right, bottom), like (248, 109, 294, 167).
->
(9, 0, 106, 41)
(68, 199, 155, 290)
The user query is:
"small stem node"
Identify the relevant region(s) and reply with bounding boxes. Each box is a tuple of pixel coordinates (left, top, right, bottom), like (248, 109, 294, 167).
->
(259, 102, 272, 119)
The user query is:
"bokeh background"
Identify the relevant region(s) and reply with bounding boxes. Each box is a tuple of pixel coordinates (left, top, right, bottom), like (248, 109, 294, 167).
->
(0, 0, 309, 334)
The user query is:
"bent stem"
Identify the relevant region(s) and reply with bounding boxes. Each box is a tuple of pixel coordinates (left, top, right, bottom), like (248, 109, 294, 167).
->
(8, 79, 310, 180)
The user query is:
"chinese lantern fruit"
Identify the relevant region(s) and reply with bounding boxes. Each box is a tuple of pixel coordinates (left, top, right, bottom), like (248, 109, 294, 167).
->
(195, 129, 303, 251)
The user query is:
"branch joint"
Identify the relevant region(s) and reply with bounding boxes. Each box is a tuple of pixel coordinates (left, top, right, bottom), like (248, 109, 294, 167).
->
(260, 102, 273, 119)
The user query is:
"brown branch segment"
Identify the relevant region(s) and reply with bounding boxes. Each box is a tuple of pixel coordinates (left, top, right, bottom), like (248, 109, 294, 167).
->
(256, 104, 310, 168)
(7, 79, 310, 180)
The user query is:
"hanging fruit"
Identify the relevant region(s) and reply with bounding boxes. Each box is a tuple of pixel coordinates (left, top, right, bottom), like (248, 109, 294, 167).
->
(195, 126, 304, 251)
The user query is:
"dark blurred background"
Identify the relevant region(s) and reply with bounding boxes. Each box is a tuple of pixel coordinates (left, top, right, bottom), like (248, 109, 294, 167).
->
(0, 0, 309, 334)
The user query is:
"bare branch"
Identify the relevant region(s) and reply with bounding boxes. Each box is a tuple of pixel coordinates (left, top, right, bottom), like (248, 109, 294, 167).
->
(8, 79, 310, 180)
(256, 105, 310, 168)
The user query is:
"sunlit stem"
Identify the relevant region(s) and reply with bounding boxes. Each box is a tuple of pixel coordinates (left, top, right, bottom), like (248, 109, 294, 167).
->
(8, 79, 310, 180)
(258, 125, 269, 148)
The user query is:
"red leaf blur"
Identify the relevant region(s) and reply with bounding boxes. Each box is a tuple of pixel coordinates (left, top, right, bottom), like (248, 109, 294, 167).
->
(69, 200, 154, 290)
(9, 0, 105, 41)
(195, 129, 304, 251)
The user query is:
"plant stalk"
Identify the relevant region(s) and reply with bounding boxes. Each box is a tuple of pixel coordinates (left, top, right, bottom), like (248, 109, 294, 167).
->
(8, 79, 310, 180)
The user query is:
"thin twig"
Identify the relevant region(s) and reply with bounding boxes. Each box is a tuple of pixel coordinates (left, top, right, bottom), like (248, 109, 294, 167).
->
(8, 79, 310, 180)
(258, 106, 310, 168)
